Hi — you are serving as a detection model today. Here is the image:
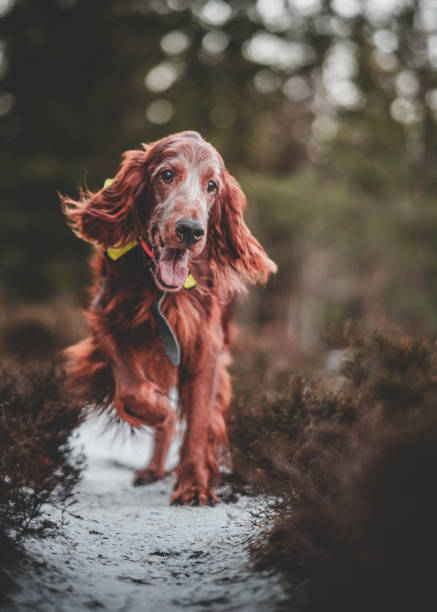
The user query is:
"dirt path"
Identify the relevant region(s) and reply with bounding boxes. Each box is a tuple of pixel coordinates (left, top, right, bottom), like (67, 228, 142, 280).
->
(5, 419, 287, 612)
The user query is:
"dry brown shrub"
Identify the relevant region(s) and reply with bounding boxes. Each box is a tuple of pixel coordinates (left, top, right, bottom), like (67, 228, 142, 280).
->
(229, 330, 437, 611)
(0, 362, 84, 600)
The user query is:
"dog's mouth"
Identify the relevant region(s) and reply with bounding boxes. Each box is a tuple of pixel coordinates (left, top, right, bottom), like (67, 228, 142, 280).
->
(150, 234, 189, 290)
(156, 247, 189, 290)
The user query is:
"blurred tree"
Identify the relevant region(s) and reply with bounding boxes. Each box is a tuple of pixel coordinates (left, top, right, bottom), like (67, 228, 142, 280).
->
(0, 0, 436, 340)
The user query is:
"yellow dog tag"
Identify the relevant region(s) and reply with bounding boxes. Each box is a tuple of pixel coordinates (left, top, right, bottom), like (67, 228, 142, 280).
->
(183, 274, 197, 290)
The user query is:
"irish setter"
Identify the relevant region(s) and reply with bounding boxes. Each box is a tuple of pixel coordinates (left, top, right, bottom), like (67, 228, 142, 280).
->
(61, 131, 276, 505)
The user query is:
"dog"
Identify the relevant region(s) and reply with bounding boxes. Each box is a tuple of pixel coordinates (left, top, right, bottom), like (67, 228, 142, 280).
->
(60, 131, 276, 505)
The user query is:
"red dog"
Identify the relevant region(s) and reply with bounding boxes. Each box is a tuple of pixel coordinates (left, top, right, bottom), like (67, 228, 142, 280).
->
(61, 131, 276, 505)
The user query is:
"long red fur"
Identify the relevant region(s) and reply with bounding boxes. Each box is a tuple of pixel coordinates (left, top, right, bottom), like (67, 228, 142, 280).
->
(60, 131, 276, 505)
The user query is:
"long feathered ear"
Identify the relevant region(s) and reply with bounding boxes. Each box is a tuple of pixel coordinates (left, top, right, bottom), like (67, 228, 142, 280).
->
(208, 172, 277, 292)
(60, 148, 150, 248)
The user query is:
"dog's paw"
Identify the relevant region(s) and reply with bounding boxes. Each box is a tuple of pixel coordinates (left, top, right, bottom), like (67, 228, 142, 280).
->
(133, 468, 166, 487)
(170, 484, 218, 506)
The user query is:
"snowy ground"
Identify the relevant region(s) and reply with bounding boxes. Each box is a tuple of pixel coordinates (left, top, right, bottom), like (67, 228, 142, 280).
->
(4, 417, 288, 612)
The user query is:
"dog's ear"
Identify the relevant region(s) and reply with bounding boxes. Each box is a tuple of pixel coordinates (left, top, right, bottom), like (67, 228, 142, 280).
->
(208, 172, 277, 289)
(60, 149, 149, 248)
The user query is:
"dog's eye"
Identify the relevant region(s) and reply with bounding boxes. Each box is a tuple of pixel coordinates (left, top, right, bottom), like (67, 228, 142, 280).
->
(207, 180, 217, 193)
(160, 169, 174, 183)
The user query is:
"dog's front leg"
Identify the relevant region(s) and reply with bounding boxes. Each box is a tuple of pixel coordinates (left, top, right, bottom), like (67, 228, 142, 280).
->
(171, 352, 220, 506)
(111, 356, 176, 486)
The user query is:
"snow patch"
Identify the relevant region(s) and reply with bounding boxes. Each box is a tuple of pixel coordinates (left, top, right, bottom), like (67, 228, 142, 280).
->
(6, 417, 287, 612)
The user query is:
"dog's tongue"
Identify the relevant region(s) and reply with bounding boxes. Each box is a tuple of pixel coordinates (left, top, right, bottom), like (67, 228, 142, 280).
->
(159, 248, 189, 287)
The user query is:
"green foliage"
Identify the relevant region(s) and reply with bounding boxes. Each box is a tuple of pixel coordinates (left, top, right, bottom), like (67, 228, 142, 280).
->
(1, 0, 437, 313)
(238, 149, 437, 334)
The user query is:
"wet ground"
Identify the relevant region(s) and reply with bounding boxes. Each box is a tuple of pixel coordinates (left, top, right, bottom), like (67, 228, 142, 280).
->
(3, 419, 288, 612)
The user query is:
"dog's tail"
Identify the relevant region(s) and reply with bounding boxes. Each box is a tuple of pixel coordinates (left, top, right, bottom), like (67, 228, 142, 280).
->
(62, 336, 114, 411)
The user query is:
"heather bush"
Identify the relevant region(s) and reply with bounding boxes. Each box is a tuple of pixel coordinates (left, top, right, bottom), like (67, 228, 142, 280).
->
(228, 329, 358, 491)
(0, 362, 83, 599)
(230, 331, 437, 611)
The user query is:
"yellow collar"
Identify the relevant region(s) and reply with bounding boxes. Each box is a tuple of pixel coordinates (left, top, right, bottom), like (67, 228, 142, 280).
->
(106, 241, 138, 260)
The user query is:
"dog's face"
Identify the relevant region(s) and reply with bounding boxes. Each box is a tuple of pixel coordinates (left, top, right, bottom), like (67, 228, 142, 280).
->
(145, 132, 223, 291)
(61, 131, 276, 294)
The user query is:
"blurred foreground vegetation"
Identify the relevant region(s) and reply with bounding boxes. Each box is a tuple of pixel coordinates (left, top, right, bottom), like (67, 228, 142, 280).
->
(0, 361, 83, 601)
(229, 330, 437, 611)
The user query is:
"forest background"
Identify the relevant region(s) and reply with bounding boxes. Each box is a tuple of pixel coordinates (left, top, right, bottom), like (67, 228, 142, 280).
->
(1, 0, 437, 365)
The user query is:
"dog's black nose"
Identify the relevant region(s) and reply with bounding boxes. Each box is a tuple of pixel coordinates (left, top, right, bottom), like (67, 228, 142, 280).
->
(176, 218, 205, 245)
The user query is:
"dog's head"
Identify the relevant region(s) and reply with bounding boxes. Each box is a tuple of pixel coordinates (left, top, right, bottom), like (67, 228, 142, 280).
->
(61, 131, 276, 292)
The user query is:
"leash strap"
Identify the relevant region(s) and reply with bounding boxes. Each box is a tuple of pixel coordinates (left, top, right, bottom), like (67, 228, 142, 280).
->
(102, 178, 194, 367)
(138, 242, 181, 366)
(151, 293, 181, 367)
